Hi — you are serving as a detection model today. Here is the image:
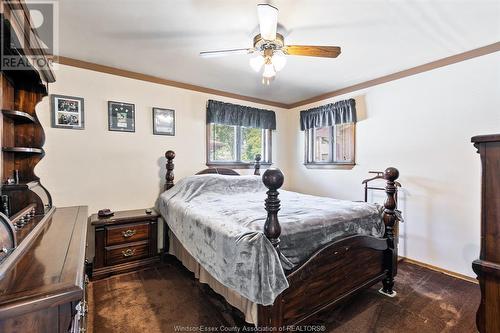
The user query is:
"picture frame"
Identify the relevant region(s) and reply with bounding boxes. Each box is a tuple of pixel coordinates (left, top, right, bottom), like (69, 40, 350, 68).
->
(152, 107, 175, 136)
(108, 101, 135, 132)
(50, 94, 85, 130)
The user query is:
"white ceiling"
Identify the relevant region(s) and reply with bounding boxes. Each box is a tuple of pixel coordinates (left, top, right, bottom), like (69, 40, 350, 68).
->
(51, 0, 499, 104)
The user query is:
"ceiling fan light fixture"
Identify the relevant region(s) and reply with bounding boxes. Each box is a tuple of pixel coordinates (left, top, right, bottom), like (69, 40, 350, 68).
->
(200, 4, 342, 86)
(262, 76, 274, 86)
(272, 51, 286, 72)
(249, 55, 265, 72)
(262, 62, 276, 78)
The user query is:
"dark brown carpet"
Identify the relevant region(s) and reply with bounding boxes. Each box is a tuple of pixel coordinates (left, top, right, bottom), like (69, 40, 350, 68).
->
(88, 259, 480, 333)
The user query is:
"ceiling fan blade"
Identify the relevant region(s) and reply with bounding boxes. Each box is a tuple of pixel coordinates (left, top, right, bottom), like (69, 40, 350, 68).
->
(283, 45, 341, 58)
(257, 4, 278, 41)
(199, 48, 254, 58)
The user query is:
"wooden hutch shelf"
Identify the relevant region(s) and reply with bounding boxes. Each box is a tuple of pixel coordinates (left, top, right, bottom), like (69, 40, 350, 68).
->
(0, 0, 54, 259)
(1, 109, 36, 123)
(0, 2, 88, 332)
(1, 181, 39, 191)
(2, 147, 43, 154)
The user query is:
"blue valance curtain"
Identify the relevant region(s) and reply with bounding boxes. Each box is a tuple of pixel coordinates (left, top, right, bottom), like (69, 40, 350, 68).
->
(206, 100, 276, 130)
(300, 98, 356, 131)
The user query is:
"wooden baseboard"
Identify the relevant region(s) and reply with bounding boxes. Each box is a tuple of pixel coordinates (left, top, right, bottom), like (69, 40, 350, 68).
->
(399, 256, 478, 284)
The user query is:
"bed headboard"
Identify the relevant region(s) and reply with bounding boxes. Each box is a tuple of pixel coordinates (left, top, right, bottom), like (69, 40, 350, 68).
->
(196, 168, 240, 176)
(164, 151, 262, 191)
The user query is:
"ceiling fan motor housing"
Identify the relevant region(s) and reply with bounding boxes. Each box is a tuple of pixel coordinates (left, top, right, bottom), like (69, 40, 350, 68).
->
(253, 33, 284, 51)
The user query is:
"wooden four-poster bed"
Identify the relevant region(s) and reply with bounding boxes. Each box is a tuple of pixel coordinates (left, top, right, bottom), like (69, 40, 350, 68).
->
(161, 150, 400, 329)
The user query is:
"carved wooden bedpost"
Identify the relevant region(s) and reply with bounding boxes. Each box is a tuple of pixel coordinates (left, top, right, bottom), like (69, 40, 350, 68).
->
(381, 167, 399, 296)
(162, 150, 176, 261)
(262, 168, 284, 249)
(165, 150, 176, 191)
(254, 154, 262, 176)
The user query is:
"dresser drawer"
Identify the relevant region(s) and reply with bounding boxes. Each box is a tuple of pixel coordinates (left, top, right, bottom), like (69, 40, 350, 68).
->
(106, 222, 149, 246)
(105, 241, 149, 266)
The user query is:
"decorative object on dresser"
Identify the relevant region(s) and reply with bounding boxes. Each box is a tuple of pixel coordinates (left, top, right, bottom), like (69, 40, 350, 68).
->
(108, 101, 135, 132)
(471, 134, 500, 333)
(161, 150, 401, 329)
(153, 107, 175, 136)
(89, 208, 160, 280)
(50, 94, 85, 129)
(98, 208, 114, 217)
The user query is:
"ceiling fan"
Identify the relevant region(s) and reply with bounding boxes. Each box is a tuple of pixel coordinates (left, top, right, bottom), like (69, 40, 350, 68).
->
(200, 4, 341, 85)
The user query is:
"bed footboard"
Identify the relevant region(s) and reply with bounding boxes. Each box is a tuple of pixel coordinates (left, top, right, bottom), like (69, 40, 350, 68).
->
(258, 167, 400, 329)
(381, 167, 399, 296)
(259, 235, 388, 327)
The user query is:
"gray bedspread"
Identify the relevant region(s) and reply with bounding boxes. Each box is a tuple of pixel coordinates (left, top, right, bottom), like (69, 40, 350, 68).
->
(157, 174, 384, 306)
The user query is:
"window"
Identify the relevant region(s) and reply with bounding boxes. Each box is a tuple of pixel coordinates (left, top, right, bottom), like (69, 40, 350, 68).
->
(304, 123, 355, 168)
(206, 99, 276, 167)
(208, 124, 272, 167)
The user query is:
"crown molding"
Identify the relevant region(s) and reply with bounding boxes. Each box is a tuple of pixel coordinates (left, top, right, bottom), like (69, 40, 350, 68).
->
(289, 42, 500, 109)
(56, 42, 500, 110)
(55, 56, 289, 109)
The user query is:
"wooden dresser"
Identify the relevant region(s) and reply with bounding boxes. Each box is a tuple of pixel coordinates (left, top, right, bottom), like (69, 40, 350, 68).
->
(0, 206, 89, 333)
(89, 209, 159, 279)
(472, 134, 500, 333)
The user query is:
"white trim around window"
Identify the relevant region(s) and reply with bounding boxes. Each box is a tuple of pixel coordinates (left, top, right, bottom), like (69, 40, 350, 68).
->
(304, 123, 356, 169)
(206, 123, 272, 168)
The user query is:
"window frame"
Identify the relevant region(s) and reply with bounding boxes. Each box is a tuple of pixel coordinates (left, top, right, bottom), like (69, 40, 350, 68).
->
(206, 123, 272, 169)
(304, 123, 356, 169)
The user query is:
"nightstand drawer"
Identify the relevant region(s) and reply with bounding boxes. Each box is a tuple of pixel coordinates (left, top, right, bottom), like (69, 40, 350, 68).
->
(106, 222, 149, 246)
(105, 241, 149, 266)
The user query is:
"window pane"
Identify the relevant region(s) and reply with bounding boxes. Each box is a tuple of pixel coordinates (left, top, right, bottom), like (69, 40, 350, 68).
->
(334, 123, 355, 163)
(314, 127, 331, 162)
(210, 124, 236, 161)
(240, 127, 263, 162)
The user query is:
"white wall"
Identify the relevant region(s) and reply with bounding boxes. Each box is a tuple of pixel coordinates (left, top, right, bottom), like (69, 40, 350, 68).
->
(36, 52, 499, 277)
(35, 64, 290, 213)
(284, 52, 500, 277)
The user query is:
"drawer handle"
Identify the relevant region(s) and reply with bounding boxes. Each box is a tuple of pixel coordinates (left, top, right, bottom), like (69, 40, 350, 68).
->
(122, 248, 136, 257)
(122, 229, 137, 238)
(80, 300, 88, 315)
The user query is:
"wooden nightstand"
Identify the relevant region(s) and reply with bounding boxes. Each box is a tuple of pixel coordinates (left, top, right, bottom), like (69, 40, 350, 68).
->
(89, 208, 159, 280)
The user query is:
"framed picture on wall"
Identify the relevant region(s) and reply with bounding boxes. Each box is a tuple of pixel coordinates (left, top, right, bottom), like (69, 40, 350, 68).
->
(152, 107, 175, 136)
(50, 94, 85, 130)
(108, 101, 135, 132)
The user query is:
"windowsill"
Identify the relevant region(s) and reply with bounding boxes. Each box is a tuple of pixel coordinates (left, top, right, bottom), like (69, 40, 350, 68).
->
(304, 163, 356, 170)
(206, 162, 272, 169)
